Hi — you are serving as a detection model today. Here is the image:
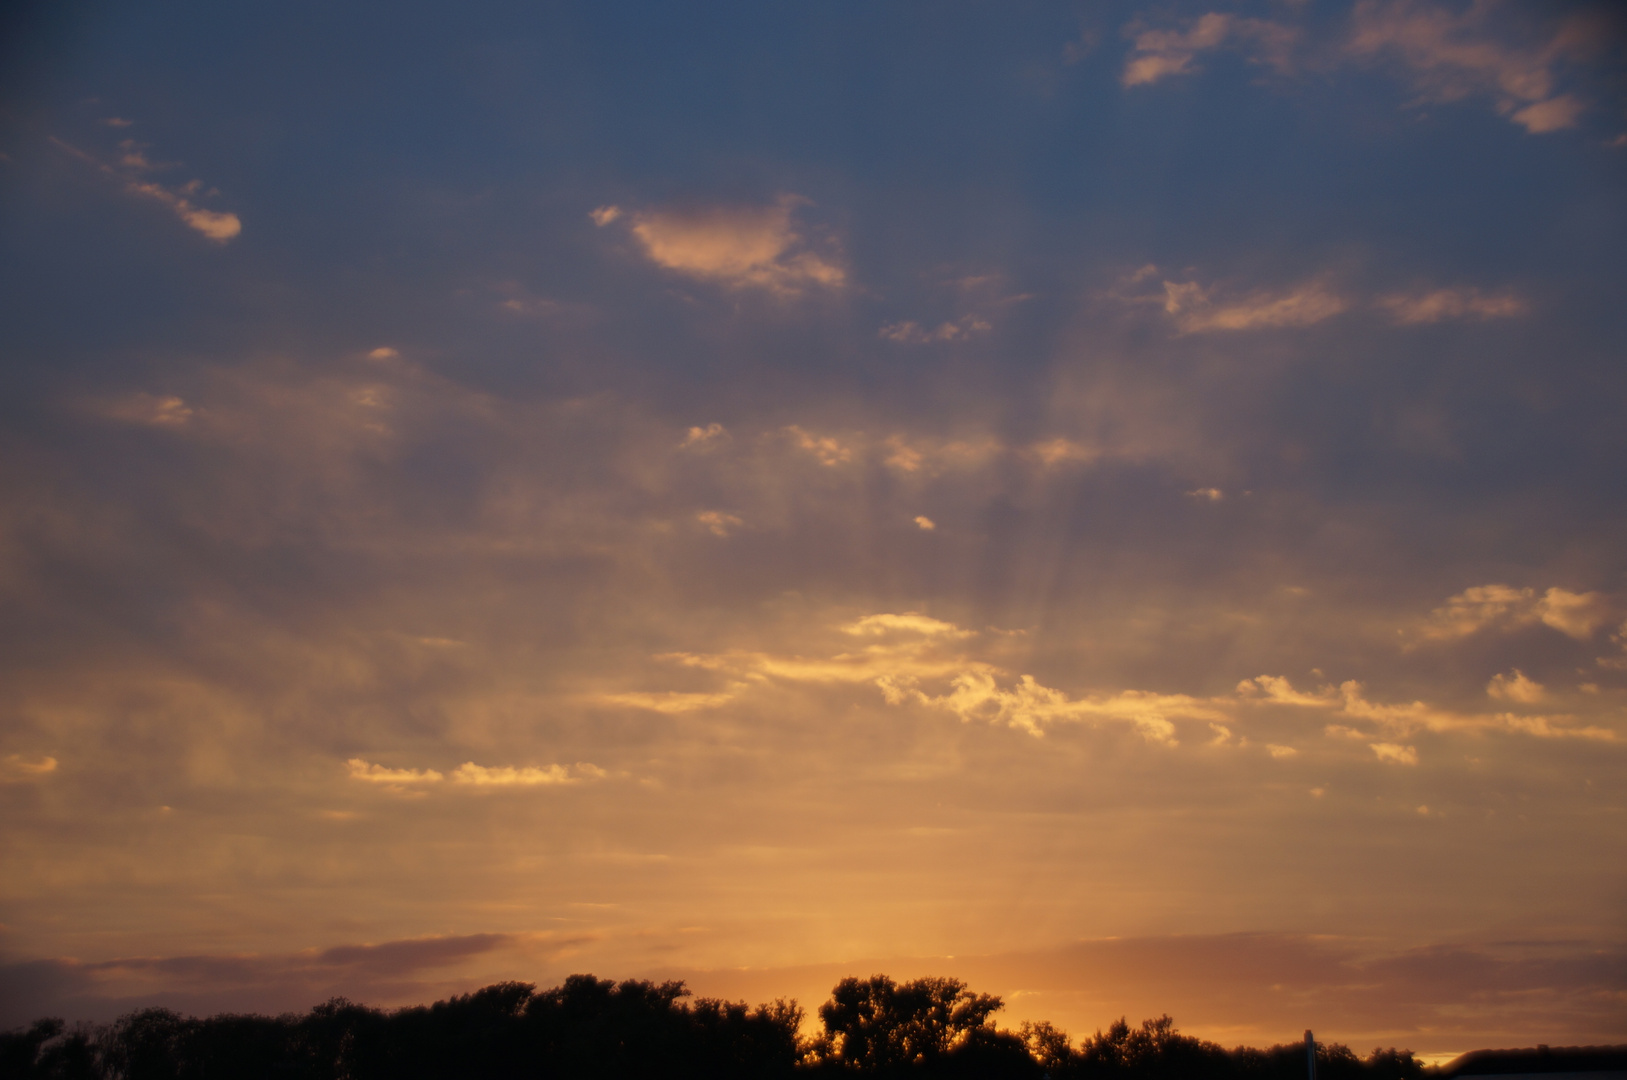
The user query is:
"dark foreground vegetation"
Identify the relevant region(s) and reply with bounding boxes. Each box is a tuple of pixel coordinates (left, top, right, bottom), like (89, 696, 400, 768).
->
(2, 973, 1429, 1080)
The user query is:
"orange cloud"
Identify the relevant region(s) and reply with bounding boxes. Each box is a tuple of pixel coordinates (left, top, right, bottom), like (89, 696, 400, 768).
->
(612, 196, 844, 294)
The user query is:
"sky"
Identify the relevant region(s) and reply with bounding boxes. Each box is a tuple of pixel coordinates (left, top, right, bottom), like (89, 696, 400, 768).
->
(1, 0, 1625, 1058)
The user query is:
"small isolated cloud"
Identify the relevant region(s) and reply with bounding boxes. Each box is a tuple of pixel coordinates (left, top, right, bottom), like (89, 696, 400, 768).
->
(785, 425, 854, 466)
(1420, 584, 1611, 641)
(1122, 13, 1297, 88)
(97, 392, 194, 427)
(615, 195, 843, 295)
(1369, 741, 1419, 766)
(1487, 669, 1544, 704)
(913, 515, 936, 531)
(694, 510, 743, 537)
(1349, 0, 1589, 134)
(1378, 287, 1528, 324)
(878, 315, 991, 344)
(2, 754, 58, 781)
(589, 205, 622, 226)
(1187, 487, 1224, 502)
(1266, 744, 1299, 759)
(680, 423, 728, 449)
(1161, 279, 1347, 333)
(367, 347, 400, 360)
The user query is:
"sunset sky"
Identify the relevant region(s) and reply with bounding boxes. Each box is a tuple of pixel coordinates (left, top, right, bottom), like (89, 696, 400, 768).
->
(1, 0, 1625, 1058)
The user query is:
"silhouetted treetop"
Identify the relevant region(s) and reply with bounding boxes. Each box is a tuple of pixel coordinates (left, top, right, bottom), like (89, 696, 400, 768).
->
(0, 971, 1462, 1080)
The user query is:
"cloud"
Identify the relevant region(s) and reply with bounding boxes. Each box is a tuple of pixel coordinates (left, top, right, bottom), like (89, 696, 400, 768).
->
(589, 205, 622, 226)
(1122, 13, 1297, 88)
(913, 516, 936, 531)
(95, 392, 194, 427)
(1186, 487, 1224, 502)
(1349, 0, 1589, 133)
(2, 754, 58, 781)
(1486, 669, 1544, 704)
(1418, 584, 1611, 641)
(51, 136, 241, 242)
(346, 759, 444, 785)
(596, 690, 741, 714)
(878, 316, 991, 344)
(842, 613, 972, 638)
(623, 614, 1223, 744)
(1242, 675, 1617, 743)
(694, 510, 743, 537)
(347, 759, 603, 789)
(0, 933, 575, 1025)
(1122, 14, 1231, 87)
(450, 762, 577, 786)
(1161, 279, 1348, 332)
(785, 425, 854, 466)
(680, 423, 728, 448)
(1510, 94, 1586, 134)
(1369, 741, 1419, 765)
(616, 196, 844, 294)
(1535, 588, 1612, 639)
(1023, 438, 1099, 468)
(1378, 287, 1528, 324)
(127, 181, 242, 242)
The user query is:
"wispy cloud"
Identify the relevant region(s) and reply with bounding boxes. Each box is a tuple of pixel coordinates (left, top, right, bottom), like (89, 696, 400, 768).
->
(1161, 278, 1348, 333)
(1133, 271, 1529, 332)
(1122, 13, 1297, 88)
(51, 135, 241, 242)
(878, 315, 991, 344)
(2, 754, 58, 781)
(1241, 674, 1618, 744)
(1349, 0, 1592, 133)
(1378, 287, 1529, 323)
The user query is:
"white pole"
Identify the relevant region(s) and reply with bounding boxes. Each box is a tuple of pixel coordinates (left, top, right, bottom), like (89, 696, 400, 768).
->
(1306, 1030, 1317, 1080)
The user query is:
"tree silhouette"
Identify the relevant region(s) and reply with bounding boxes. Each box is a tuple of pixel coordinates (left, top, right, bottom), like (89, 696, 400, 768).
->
(0, 973, 1450, 1080)
(812, 974, 1022, 1074)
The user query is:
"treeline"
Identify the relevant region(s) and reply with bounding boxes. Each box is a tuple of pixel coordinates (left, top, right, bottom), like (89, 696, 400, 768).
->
(1, 972, 1427, 1080)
